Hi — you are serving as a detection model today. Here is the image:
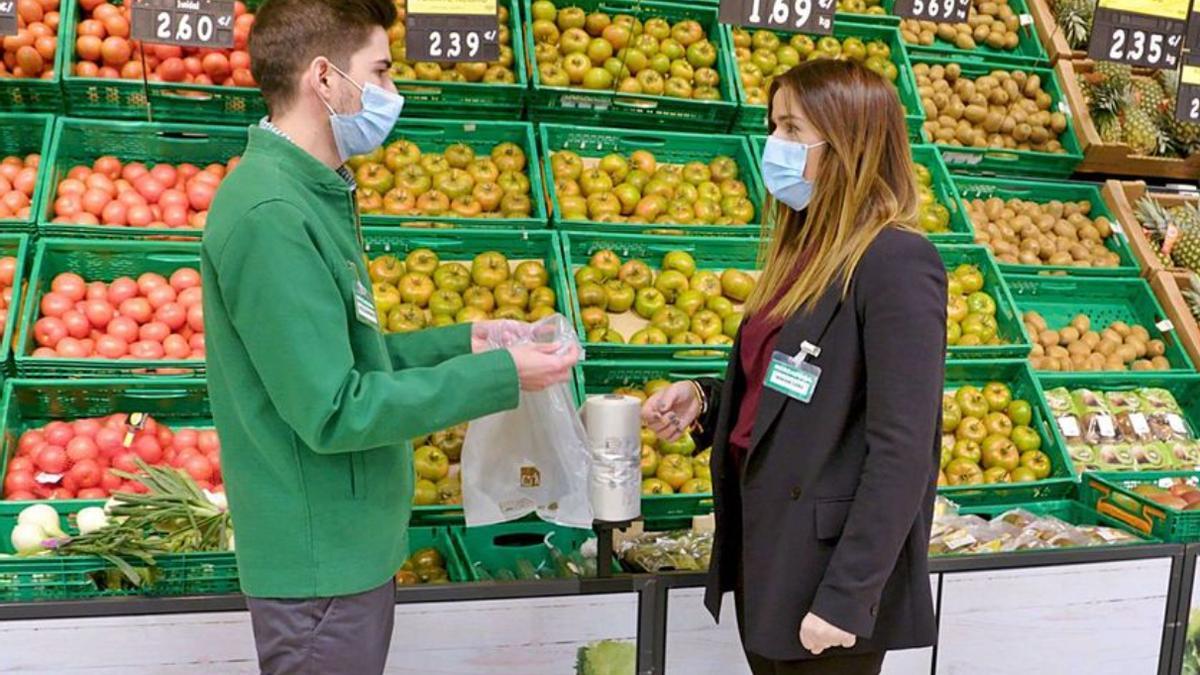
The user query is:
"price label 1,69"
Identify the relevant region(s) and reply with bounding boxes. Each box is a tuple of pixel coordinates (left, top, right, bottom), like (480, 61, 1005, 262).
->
(1175, 64, 1200, 122)
(406, 0, 500, 63)
(893, 0, 971, 25)
(131, 0, 235, 49)
(0, 0, 17, 38)
(720, 0, 836, 36)
(1087, 0, 1187, 69)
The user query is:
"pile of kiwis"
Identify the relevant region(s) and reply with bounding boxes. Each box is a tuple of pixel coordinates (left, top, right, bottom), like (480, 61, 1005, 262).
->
(916, 62, 1069, 153)
(1026, 311, 1173, 372)
(965, 196, 1123, 268)
(901, 0, 1024, 52)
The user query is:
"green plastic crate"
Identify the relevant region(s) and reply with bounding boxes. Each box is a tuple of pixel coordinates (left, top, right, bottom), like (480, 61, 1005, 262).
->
(0, 378, 212, 515)
(59, 0, 266, 123)
(1005, 274, 1196, 376)
(953, 175, 1141, 277)
(1079, 470, 1200, 542)
(0, 15, 67, 113)
(938, 245, 1031, 360)
(36, 117, 249, 240)
(15, 239, 205, 378)
(561, 231, 760, 360)
(540, 124, 763, 236)
(910, 53, 1083, 177)
(903, 0, 1049, 67)
(399, 526, 472, 584)
(524, 0, 737, 131)
(454, 519, 602, 581)
(946, 498, 1155, 552)
(0, 114, 53, 232)
(940, 359, 1076, 503)
(358, 119, 548, 231)
(0, 234, 30, 374)
(393, 0, 529, 120)
(722, 21, 924, 139)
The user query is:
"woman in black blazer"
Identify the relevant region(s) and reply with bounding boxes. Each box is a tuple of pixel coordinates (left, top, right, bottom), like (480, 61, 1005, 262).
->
(642, 60, 947, 674)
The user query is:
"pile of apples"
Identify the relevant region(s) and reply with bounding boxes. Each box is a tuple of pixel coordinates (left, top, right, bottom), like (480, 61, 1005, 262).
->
(351, 140, 532, 219)
(367, 248, 556, 332)
(552, 149, 754, 225)
(0, 154, 40, 220)
(411, 424, 465, 506)
(574, 249, 753, 345)
(0, 0, 59, 80)
(2, 413, 222, 500)
(51, 155, 237, 229)
(946, 263, 1006, 347)
(612, 379, 712, 495)
(72, 0, 255, 85)
(387, 0, 517, 84)
(31, 268, 205, 361)
(530, 0, 723, 99)
(940, 382, 1054, 486)
(0, 255, 18, 338)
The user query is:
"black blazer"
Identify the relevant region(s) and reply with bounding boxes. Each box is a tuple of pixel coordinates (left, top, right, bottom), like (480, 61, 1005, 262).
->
(696, 228, 947, 661)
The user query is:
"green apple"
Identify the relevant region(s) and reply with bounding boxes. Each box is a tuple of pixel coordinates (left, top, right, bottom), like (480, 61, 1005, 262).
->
(1009, 466, 1038, 483)
(368, 255, 405, 285)
(942, 395, 963, 433)
(575, 265, 604, 287)
(651, 306, 690, 338)
(659, 432, 696, 456)
(1007, 400, 1033, 427)
(720, 269, 755, 303)
(399, 272, 435, 307)
(589, 328, 626, 343)
(463, 286, 496, 313)
(693, 448, 712, 480)
(635, 287, 668, 319)
(589, 249, 622, 280)
(1019, 450, 1052, 479)
(689, 271, 722, 299)
(952, 439, 982, 464)
(680, 478, 712, 494)
(604, 280, 635, 313)
(494, 280, 530, 310)
(433, 262, 471, 293)
(471, 251, 510, 288)
(690, 309, 723, 340)
(661, 250, 697, 278)
(577, 281, 608, 309)
(945, 458, 984, 485)
(1011, 426, 1042, 453)
(514, 261, 549, 290)
(706, 295, 735, 318)
(413, 479, 439, 505)
(456, 306, 490, 323)
(654, 269, 690, 303)
(982, 467, 1010, 484)
(619, 259, 653, 289)
(641, 445, 661, 478)
(675, 289, 706, 317)
(404, 248, 439, 276)
(722, 312, 743, 337)
(955, 417, 987, 443)
(372, 282, 401, 317)
(529, 286, 556, 309)
(630, 327, 669, 344)
(414, 445, 450, 481)
(429, 289, 464, 317)
(671, 332, 704, 345)
(981, 436, 1020, 472)
(581, 306, 609, 331)
(955, 386, 989, 419)
(642, 478, 674, 495)
(984, 411, 1013, 438)
(983, 382, 1013, 412)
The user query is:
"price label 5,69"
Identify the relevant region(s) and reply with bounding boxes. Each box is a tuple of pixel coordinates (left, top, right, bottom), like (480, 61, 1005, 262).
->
(893, 0, 971, 24)
(131, 0, 235, 49)
(0, 0, 17, 38)
(728, 0, 837, 35)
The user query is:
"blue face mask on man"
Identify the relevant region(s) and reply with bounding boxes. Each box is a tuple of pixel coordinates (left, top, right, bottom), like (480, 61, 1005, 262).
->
(760, 135, 826, 212)
(317, 62, 404, 163)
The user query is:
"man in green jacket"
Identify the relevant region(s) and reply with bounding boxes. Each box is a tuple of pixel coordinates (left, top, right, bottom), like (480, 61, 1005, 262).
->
(201, 1, 579, 672)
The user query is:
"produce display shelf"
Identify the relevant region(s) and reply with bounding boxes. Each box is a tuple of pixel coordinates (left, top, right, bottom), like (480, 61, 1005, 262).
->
(1102, 180, 1198, 278)
(1024, 0, 1086, 64)
(902, 0, 1050, 67)
(453, 518, 606, 581)
(1080, 470, 1200, 543)
(1005, 274, 1196, 377)
(909, 53, 1084, 177)
(357, 118, 549, 231)
(523, 0, 737, 132)
(1149, 271, 1200, 372)
(58, 0, 267, 124)
(0, 378, 212, 516)
(15, 238, 205, 379)
(937, 244, 1032, 360)
(392, 0, 530, 121)
(720, 20, 924, 139)
(404, 527, 473, 584)
(36, 117, 249, 240)
(940, 359, 1076, 504)
(953, 174, 1142, 277)
(0, 114, 54, 233)
(560, 230, 760, 360)
(951, 498, 1158, 550)
(0, 8, 67, 113)
(0, 234, 30, 375)
(539, 123, 763, 236)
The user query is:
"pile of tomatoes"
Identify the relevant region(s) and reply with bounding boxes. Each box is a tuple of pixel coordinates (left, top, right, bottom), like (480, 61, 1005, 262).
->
(2, 414, 223, 500)
(0, 154, 40, 221)
(0, 256, 18, 339)
(1, 0, 59, 80)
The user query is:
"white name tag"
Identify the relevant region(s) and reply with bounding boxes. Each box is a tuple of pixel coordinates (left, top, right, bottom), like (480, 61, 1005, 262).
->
(353, 279, 380, 328)
(764, 349, 821, 404)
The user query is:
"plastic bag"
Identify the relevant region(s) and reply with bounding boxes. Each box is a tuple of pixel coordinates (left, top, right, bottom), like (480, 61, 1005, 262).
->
(461, 314, 594, 529)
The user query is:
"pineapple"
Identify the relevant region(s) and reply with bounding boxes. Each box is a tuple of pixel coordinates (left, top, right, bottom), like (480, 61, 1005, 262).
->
(1087, 62, 1132, 109)
(1135, 196, 1180, 267)
(1171, 203, 1200, 272)
(1132, 76, 1170, 121)
(1183, 273, 1200, 323)
(1125, 106, 1171, 156)
(1095, 110, 1124, 143)
(1052, 0, 1095, 49)
(1156, 68, 1200, 155)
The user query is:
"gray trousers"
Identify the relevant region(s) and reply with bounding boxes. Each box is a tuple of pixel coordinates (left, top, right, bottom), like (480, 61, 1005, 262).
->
(246, 579, 396, 675)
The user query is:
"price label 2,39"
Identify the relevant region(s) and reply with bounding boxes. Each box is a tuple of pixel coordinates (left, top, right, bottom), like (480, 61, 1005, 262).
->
(1175, 64, 1200, 122)
(131, 0, 235, 49)
(1087, 0, 1188, 69)
(0, 0, 17, 38)
(406, 0, 500, 63)
(720, 0, 836, 35)
(893, 0, 971, 25)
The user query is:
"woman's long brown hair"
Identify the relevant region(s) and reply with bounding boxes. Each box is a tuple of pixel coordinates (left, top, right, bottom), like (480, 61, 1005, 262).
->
(745, 59, 919, 322)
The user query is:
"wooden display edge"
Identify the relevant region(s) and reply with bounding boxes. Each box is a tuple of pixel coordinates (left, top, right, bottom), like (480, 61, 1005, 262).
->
(1026, 0, 1088, 65)
(1149, 269, 1200, 370)
(1103, 179, 1199, 277)
(1056, 60, 1200, 180)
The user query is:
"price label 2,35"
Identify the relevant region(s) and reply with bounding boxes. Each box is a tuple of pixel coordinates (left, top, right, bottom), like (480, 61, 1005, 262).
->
(1087, 0, 1188, 69)
(406, 0, 500, 63)
(0, 0, 17, 38)
(131, 0, 235, 49)
(1175, 64, 1200, 122)
(893, 0, 971, 25)
(720, 0, 836, 36)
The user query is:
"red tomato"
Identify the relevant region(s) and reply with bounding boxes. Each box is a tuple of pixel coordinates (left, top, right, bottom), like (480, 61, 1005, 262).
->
(137, 272, 167, 294)
(53, 194, 82, 218)
(186, 304, 204, 333)
(100, 36, 131, 67)
(55, 336, 89, 358)
(123, 481, 148, 495)
(100, 200, 127, 226)
(186, 182, 216, 211)
(176, 287, 202, 308)
(121, 161, 149, 182)
(117, 189, 147, 209)
(133, 174, 165, 203)
(13, 167, 36, 195)
(0, 257, 14, 286)
(84, 299, 114, 328)
(44, 421, 74, 446)
(46, 487, 76, 499)
(86, 281, 108, 302)
(162, 204, 188, 228)
(92, 155, 121, 179)
(33, 316, 67, 348)
(68, 459, 102, 488)
(158, 56, 186, 82)
(62, 310, 91, 339)
(138, 320, 169, 343)
(56, 178, 86, 197)
(172, 428, 198, 449)
(146, 284, 176, 309)
(156, 424, 174, 448)
(149, 164, 177, 187)
(76, 34, 102, 61)
(31, 347, 57, 358)
(169, 267, 201, 291)
(4, 470, 36, 495)
(100, 469, 123, 492)
(108, 276, 139, 305)
(95, 334, 127, 359)
(130, 340, 164, 360)
(132, 435, 163, 464)
(77, 487, 109, 499)
(153, 44, 182, 60)
(162, 333, 190, 359)
(40, 292, 73, 318)
(85, 172, 116, 196)
(66, 437, 100, 465)
(111, 452, 138, 474)
(189, 333, 205, 352)
(106, 315, 139, 343)
(18, 430, 45, 455)
(80, 188, 110, 216)
(35, 444, 67, 473)
(51, 272, 86, 301)
(198, 429, 220, 455)
(7, 456, 33, 474)
(126, 204, 153, 228)
(118, 297, 152, 323)
(183, 454, 213, 482)
(158, 188, 188, 210)
(96, 427, 124, 455)
(73, 418, 103, 439)
(155, 303, 186, 331)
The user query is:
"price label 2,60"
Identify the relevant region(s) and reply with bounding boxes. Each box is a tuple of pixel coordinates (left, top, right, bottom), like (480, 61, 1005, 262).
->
(0, 0, 17, 38)
(893, 0, 971, 24)
(1087, 0, 1187, 69)
(722, 0, 836, 35)
(131, 0, 235, 49)
(406, 0, 500, 63)
(1175, 64, 1200, 122)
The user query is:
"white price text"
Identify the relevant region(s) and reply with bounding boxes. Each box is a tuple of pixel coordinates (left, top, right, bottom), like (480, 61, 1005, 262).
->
(747, 0, 814, 29)
(155, 10, 216, 43)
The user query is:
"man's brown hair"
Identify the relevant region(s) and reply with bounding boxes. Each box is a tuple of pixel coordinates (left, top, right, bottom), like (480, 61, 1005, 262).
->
(250, 0, 397, 114)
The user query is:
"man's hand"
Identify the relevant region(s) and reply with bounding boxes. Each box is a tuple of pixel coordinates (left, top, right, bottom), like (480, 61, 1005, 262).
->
(641, 381, 701, 442)
(799, 613, 856, 655)
(472, 320, 531, 353)
(508, 342, 580, 392)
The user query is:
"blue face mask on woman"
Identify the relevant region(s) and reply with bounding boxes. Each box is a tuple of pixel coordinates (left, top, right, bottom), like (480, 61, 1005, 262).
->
(317, 62, 405, 163)
(760, 135, 826, 212)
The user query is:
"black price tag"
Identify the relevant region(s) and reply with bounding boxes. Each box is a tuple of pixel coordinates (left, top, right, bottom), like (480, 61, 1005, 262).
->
(720, 0, 836, 35)
(405, 0, 500, 63)
(1088, 0, 1188, 69)
(1175, 64, 1200, 122)
(131, 0, 235, 49)
(0, 0, 17, 38)
(893, 0, 971, 24)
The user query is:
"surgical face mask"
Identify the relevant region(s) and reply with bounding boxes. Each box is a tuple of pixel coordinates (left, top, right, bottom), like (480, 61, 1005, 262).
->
(761, 135, 825, 212)
(316, 62, 404, 163)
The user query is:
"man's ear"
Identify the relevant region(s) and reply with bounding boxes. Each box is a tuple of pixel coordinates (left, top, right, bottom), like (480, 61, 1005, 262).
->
(308, 56, 333, 101)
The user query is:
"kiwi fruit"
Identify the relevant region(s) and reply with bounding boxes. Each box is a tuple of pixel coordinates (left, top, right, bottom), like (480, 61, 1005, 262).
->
(1023, 312, 1174, 372)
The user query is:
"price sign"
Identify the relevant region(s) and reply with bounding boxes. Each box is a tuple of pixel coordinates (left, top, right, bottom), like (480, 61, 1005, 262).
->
(406, 0, 500, 63)
(131, 0, 235, 49)
(1088, 0, 1188, 69)
(0, 0, 16, 38)
(893, 0, 971, 25)
(1176, 64, 1200, 122)
(719, 0, 836, 35)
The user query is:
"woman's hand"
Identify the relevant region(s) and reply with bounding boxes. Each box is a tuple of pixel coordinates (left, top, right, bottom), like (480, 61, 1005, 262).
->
(641, 381, 701, 442)
(472, 320, 531, 353)
(799, 612, 856, 655)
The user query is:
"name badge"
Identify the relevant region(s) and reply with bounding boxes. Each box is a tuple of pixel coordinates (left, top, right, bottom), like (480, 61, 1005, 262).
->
(764, 342, 822, 403)
(353, 278, 380, 328)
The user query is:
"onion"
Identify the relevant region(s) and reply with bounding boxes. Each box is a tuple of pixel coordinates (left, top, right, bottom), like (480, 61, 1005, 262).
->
(17, 504, 65, 538)
(10, 523, 49, 555)
(204, 489, 227, 512)
(76, 506, 109, 535)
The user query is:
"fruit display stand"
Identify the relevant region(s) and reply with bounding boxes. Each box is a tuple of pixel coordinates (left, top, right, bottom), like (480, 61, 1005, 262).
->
(35, 117, 247, 240)
(900, 0, 1049, 67)
(1056, 60, 1200, 180)
(0, 114, 53, 234)
(454, 519, 609, 581)
(938, 244, 1032, 360)
(523, 0, 737, 132)
(355, 118, 549, 230)
(1103, 179, 1199, 277)
(0, 2, 67, 113)
(953, 174, 1141, 277)
(539, 124, 763, 236)
(58, 0, 266, 124)
(0, 234, 30, 373)
(721, 21, 925, 138)
(1149, 270, 1200, 370)
(1081, 470, 1200, 543)
(14, 238, 204, 379)
(1024, 0, 1086, 64)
